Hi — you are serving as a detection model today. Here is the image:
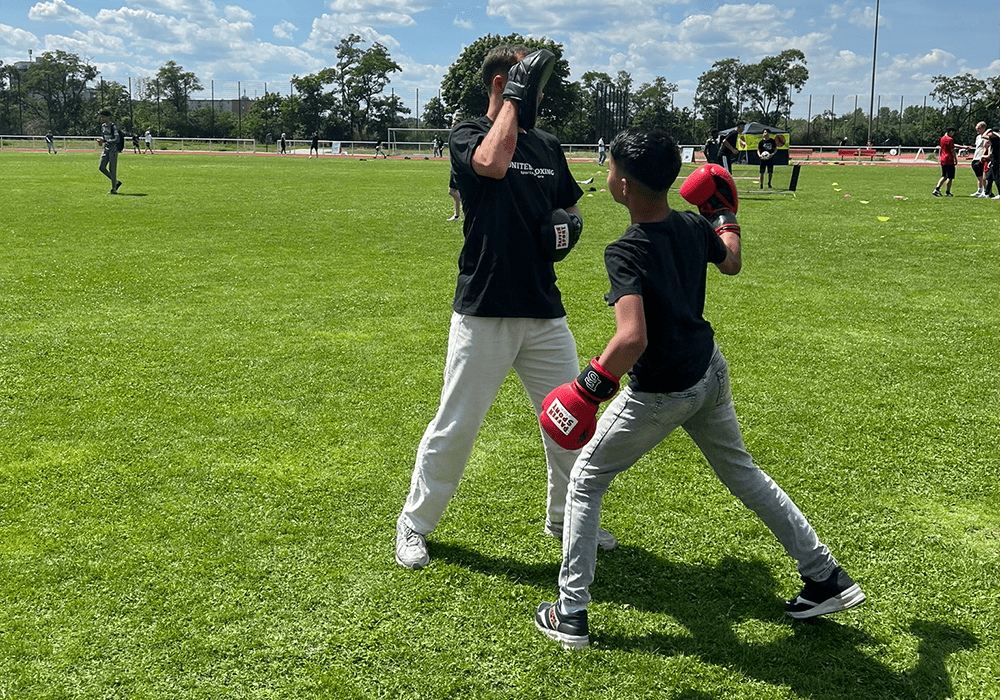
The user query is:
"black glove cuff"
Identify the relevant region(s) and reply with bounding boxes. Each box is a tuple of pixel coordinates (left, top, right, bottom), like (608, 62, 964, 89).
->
(576, 359, 619, 402)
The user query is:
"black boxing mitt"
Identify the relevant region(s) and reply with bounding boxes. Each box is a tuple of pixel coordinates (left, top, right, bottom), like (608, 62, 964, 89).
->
(538, 208, 582, 262)
(502, 49, 556, 131)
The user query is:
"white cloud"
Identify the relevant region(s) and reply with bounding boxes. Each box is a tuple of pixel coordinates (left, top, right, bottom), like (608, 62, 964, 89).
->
(28, 0, 100, 29)
(453, 17, 472, 30)
(225, 6, 254, 22)
(273, 19, 297, 40)
(0, 22, 40, 49)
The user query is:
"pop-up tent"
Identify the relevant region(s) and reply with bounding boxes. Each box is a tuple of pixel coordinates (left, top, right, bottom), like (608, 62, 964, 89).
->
(736, 121, 790, 166)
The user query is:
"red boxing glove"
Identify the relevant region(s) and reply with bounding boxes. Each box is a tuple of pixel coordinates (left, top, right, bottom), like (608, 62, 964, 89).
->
(540, 359, 620, 450)
(679, 163, 739, 217)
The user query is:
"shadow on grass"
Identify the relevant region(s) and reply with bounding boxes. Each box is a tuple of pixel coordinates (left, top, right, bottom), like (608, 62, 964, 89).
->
(435, 543, 977, 700)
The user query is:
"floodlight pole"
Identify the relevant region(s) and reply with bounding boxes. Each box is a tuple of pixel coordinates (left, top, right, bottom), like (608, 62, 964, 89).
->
(867, 0, 880, 146)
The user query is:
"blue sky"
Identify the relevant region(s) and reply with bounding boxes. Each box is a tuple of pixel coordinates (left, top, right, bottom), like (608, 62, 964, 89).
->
(2, 0, 998, 116)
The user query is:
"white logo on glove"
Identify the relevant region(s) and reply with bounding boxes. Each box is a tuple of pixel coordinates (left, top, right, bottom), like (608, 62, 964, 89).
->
(545, 398, 577, 435)
(554, 223, 570, 250)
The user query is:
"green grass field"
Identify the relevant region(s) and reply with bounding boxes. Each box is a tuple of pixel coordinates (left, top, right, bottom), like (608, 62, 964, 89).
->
(2, 150, 998, 699)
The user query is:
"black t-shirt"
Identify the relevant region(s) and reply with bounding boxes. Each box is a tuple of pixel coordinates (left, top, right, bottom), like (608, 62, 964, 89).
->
(989, 133, 1000, 164)
(758, 137, 777, 158)
(448, 116, 583, 318)
(724, 130, 739, 154)
(603, 210, 728, 392)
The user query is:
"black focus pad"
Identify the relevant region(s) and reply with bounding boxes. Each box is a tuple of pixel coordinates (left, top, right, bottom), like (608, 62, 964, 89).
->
(538, 208, 582, 262)
(502, 49, 556, 131)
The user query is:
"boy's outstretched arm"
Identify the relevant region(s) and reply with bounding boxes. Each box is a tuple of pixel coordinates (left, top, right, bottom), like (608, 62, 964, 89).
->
(716, 230, 742, 275)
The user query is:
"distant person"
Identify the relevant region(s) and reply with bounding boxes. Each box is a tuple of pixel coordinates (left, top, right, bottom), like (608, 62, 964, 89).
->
(374, 139, 387, 159)
(757, 128, 777, 189)
(446, 168, 461, 222)
(280, 133, 287, 155)
(597, 136, 607, 166)
(131, 133, 141, 154)
(983, 126, 1000, 199)
(144, 130, 153, 154)
(433, 136, 444, 158)
(96, 108, 122, 195)
(45, 131, 56, 154)
(932, 126, 959, 197)
(970, 122, 988, 197)
(721, 121, 745, 173)
(703, 129, 720, 164)
(533, 131, 865, 650)
(310, 132, 320, 158)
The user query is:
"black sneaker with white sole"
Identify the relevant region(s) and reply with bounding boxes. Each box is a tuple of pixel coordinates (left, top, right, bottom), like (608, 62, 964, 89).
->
(785, 566, 866, 619)
(535, 602, 589, 649)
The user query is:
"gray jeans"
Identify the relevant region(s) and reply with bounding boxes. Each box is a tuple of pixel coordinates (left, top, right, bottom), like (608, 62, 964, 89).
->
(558, 345, 837, 612)
(99, 148, 118, 188)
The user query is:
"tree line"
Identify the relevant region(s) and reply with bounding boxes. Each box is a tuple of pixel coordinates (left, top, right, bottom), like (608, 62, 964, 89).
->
(2, 34, 997, 147)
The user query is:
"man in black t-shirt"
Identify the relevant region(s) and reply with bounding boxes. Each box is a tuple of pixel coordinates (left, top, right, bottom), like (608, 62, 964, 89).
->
(395, 44, 618, 570)
(757, 128, 777, 189)
(721, 121, 744, 172)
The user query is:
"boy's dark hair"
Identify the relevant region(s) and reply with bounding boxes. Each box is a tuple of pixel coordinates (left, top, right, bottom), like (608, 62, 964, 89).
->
(481, 44, 529, 86)
(609, 128, 682, 193)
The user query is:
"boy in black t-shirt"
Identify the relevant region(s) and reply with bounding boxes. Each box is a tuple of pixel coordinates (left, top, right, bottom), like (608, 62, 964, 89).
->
(535, 128, 865, 649)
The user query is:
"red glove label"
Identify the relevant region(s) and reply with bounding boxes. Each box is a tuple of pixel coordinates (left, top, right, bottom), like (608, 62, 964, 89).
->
(544, 397, 578, 436)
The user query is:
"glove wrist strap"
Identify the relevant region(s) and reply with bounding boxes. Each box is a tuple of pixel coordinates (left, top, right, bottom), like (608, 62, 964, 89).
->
(576, 358, 619, 402)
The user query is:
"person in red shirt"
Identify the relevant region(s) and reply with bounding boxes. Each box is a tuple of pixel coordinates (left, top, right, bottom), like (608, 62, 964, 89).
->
(933, 126, 959, 197)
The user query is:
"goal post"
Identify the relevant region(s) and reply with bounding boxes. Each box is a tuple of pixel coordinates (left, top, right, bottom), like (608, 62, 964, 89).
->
(387, 127, 451, 156)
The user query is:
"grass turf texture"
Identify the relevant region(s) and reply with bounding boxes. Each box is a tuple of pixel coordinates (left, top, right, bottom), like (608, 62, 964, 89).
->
(2, 151, 998, 699)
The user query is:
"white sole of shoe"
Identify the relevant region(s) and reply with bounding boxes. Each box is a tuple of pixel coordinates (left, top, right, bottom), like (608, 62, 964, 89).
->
(787, 583, 866, 619)
(535, 621, 589, 650)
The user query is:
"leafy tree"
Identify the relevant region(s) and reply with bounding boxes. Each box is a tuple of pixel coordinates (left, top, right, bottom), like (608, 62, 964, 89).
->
(291, 68, 337, 136)
(931, 73, 989, 132)
(21, 50, 97, 134)
(421, 96, 449, 129)
(155, 61, 203, 136)
(352, 42, 401, 138)
(740, 50, 808, 126)
(368, 92, 411, 138)
(694, 58, 745, 132)
(631, 77, 677, 131)
(243, 91, 284, 145)
(440, 34, 575, 136)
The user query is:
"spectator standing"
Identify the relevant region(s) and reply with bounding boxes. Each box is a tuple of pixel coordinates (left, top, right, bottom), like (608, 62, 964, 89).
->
(144, 130, 153, 154)
(97, 109, 122, 195)
(721, 122, 745, 173)
(703, 129, 720, 164)
(932, 126, 959, 197)
(45, 131, 57, 154)
(309, 132, 320, 158)
(757, 128, 777, 189)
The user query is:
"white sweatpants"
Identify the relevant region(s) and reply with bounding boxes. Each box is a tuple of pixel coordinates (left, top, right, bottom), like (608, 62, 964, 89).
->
(400, 312, 582, 534)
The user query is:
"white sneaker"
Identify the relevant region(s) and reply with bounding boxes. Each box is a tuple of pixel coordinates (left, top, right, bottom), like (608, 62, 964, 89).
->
(446, 215, 460, 221)
(395, 518, 429, 569)
(970, 191, 982, 197)
(545, 521, 619, 551)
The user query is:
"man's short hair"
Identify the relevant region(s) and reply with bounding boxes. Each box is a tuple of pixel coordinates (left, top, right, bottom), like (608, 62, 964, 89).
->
(99, 108, 112, 117)
(609, 128, 682, 193)
(946, 126, 956, 133)
(480, 44, 529, 86)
